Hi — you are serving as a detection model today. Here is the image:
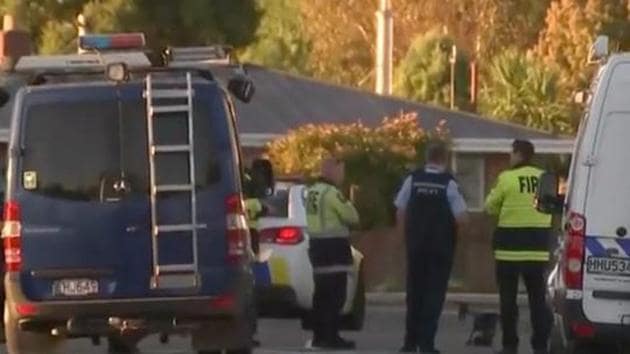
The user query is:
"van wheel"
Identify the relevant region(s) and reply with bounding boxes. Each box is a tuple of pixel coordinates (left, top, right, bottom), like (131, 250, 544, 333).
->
(4, 302, 63, 354)
(107, 333, 142, 354)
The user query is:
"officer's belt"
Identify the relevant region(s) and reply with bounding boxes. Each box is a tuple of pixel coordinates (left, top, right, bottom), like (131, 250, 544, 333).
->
(309, 230, 350, 239)
(312, 265, 353, 274)
(412, 182, 446, 189)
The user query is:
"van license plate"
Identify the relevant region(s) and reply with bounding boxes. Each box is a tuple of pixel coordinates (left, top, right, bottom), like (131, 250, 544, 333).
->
(53, 279, 98, 296)
(586, 256, 630, 276)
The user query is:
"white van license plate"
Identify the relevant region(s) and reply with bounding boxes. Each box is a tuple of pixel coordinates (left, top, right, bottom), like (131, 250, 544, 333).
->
(53, 279, 98, 296)
(586, 256, 630, 276)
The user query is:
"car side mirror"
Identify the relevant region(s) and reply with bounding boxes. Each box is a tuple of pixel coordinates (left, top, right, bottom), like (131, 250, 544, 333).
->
(251, 159, 274, 197)
(228, 75, 255, 103)
(535, 172, 564, 215)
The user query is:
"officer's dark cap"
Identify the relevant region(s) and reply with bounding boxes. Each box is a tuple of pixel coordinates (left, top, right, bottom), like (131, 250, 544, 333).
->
(512, 139, 535, 161)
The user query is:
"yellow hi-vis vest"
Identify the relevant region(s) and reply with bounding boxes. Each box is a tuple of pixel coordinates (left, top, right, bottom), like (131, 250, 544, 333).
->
(305, 181, 359, 273)
(305, 182, 359, 238)
(485, 165, 552, 262)
(244, 198, 263, 229)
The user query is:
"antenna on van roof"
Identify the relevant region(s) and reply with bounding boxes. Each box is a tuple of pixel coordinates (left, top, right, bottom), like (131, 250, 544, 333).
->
(588, 35, 609, 65)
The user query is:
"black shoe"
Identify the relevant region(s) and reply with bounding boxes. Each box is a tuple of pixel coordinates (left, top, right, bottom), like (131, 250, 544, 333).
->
(399, 344, 417, 352)
(419, 348, 440, 354)
(325, 337, 356, 350)
(533, 350, 548, 354)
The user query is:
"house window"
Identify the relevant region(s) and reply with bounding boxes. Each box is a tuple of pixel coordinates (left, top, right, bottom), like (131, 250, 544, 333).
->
(452, 154, 485, 211)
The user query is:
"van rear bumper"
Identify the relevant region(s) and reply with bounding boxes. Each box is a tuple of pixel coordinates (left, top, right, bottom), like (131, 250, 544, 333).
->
(555, 291, 630, 342)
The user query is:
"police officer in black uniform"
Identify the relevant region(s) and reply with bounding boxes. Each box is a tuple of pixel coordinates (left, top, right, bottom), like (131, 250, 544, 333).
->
(394, 142, 469, 354)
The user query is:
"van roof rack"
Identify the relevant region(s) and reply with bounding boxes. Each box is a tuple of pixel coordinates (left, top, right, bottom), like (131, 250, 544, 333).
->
(165, 46, 235, 68)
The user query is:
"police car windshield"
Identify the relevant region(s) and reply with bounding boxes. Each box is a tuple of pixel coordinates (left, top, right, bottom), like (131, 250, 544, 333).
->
(21, 85, 228, 201)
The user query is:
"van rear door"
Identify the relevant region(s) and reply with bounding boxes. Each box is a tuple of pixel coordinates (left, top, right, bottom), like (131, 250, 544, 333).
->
(14, 81, 237, 301)
(583, 74, 630, 324)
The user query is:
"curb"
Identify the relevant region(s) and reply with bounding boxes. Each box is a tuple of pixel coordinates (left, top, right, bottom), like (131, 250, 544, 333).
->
(367, 292, 529, 308)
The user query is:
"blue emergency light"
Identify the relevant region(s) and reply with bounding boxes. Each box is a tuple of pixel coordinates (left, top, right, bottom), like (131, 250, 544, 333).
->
(79, 33, 146, 51)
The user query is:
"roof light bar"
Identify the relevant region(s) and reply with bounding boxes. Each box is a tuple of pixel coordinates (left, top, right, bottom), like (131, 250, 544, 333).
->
(79, 33, 146, 51)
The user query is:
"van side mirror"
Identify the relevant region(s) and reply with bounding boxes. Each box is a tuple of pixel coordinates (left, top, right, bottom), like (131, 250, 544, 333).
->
(228, 75, 255, 103)
(251, 159, 274, 197)
(535, 172, 564, 215)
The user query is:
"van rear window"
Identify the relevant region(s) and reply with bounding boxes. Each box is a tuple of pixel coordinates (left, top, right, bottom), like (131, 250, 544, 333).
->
(21, 90, 228, 201)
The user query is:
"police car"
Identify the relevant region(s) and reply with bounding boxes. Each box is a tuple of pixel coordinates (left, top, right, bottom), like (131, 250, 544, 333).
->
(254, 181, 366, 330)
(537, 36, 630, 354)
(0, 33, 264, 354)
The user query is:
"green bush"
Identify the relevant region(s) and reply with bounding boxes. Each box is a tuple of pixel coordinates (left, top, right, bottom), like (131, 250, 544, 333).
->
(266, 112, 449, 230)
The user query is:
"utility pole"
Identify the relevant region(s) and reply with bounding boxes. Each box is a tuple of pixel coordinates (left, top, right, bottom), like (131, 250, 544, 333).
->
(375, 0, 393, 95)
(449, 44, 457, 110)
(77, 14, 87, 54)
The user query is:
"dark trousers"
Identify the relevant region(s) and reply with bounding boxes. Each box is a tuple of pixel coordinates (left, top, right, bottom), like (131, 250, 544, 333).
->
(405, 251, 453, 351)
(312, 272, 347, 343)
(496, 261, 552, 351)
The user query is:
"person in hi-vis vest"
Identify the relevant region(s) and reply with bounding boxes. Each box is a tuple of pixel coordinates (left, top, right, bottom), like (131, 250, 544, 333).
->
(305, 158, 359, 350)
(485, 140, 553, 354)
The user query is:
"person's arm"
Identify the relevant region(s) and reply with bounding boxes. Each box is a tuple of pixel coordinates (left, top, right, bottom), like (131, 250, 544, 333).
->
(393, 176, 412, 235)
(328, 187, 360, 227)
(447, 180, 469, 230)
(485, 173, 506, 217)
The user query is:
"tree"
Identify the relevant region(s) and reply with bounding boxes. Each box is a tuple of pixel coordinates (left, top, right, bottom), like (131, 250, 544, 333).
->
(479, 49, 573, 134)
(394, 31, 470, 110)
(267, 112, 449, 229)
(7, 0, 262, 55)
(535, 0, 630, 90)
(241, 0, 311, 75)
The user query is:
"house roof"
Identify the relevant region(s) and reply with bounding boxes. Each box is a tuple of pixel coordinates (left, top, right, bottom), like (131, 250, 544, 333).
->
(233, 65, 559, 140)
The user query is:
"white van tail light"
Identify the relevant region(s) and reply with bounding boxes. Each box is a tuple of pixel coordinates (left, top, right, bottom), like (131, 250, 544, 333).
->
(225, 194, 248, 265)
(563, 212, 585, 290)
(2, 201, 22, 272)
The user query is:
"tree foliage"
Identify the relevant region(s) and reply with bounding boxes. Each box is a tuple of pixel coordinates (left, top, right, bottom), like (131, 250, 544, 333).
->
(535, 0, 630, 90)
(394, 30, 470, 110)
(479, 49, 573, 134)
(241, 0, 310, 74)
(266, 112, 449, 229)
(3, 0, 262, 55)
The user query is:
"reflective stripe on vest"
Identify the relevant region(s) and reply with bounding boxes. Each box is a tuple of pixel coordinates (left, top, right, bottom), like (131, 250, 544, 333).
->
(494, 250, 550, 262)
(312, 265, 354, 274)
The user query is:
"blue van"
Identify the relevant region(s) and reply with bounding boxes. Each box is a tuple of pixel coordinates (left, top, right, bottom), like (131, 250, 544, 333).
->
(0, 35, 263, 354)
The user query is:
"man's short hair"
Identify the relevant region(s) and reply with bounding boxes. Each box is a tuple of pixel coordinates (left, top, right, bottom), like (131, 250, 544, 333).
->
(512, 139, 535, 162)
(426, 141, 448, 163)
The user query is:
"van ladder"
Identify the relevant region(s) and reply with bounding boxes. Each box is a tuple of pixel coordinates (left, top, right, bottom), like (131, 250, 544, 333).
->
(145, 72, 200, 290)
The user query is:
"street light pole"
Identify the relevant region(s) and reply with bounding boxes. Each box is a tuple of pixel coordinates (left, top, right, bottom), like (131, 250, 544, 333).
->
(449, 44, 457, 110)
(375, 0, 393, 95)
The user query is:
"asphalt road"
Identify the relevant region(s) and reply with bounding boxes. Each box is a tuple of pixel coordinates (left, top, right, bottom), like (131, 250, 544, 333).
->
(0, 305, 535, 354)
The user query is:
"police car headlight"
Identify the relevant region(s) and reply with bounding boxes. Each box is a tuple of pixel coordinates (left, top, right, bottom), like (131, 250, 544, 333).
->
(106, 62, 129, 82)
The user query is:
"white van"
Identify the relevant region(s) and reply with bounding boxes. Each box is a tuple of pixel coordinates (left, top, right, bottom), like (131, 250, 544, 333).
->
(539, 37, 630, 354)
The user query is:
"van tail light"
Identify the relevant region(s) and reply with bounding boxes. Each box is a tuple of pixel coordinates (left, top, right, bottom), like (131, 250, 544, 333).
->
(260, 227, 304, 245)
(2, 201, 22, 272)
(225, 194, 248, 265)
(563, 212, 585, 290)
(570, 322, 595, 338)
